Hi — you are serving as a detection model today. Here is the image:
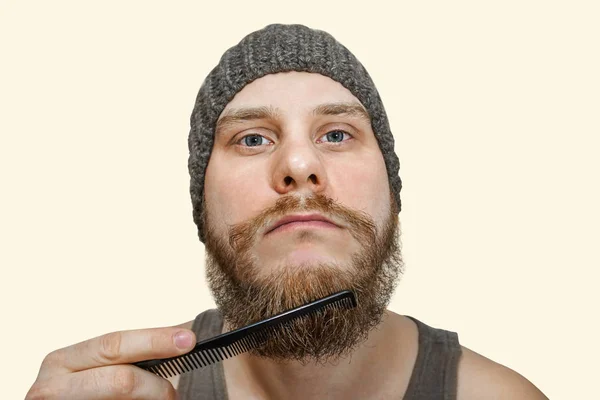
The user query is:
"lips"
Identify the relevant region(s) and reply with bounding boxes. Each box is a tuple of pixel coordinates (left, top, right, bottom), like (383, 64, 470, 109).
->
(265, 214, 338, 234)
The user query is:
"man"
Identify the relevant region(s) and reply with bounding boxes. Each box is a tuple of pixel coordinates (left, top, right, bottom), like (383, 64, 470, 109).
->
(26, 24, 547, 399)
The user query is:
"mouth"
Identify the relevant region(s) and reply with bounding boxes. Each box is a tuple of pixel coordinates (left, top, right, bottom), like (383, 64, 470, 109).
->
(265, 214, 340, 235)
(267, 220, 339, 235)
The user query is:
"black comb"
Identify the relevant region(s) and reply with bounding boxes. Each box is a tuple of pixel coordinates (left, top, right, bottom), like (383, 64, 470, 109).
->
(133, 290, 357, 378)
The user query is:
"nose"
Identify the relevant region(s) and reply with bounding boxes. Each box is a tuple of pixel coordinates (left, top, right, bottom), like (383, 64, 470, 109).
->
(271, 137, 329, 197)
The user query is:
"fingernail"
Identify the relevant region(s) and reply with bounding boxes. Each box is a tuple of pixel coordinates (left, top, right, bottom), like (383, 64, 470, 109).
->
(174, 331, 193, 349)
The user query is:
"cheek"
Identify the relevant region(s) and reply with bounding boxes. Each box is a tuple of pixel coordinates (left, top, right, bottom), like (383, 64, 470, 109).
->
(329, 155, 390, 220)
(204, 154, 270, 230)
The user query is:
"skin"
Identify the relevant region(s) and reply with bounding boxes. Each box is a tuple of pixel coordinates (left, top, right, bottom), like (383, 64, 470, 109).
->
(201, 71, 407, 398)
(25, 324, 196, 399)
(26, 71, 548, 399)
(203, 74, 392, 274)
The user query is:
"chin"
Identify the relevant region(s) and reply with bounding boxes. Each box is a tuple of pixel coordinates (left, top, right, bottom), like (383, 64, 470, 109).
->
(256, 251, 348, 275)
(287, 248, 343, 264)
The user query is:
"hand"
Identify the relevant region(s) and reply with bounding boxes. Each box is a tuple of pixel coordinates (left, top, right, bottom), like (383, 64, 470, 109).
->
(26, 326, 196, 399)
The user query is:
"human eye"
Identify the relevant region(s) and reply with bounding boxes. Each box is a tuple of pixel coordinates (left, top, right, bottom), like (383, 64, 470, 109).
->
(236, 134, 273, 149)
(318, 129, 354, 145)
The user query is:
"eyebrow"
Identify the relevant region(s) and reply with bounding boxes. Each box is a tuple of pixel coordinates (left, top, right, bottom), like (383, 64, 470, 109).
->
(311, 102, 370, 122)
(215, 102, 370, 137)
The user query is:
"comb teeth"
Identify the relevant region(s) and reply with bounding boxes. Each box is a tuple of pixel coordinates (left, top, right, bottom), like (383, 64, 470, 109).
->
(133, 290, 357, 379)
(145, 329, 272, 378)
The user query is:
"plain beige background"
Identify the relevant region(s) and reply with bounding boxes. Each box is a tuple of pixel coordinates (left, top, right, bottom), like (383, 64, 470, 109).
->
(2, 1, 598, 398)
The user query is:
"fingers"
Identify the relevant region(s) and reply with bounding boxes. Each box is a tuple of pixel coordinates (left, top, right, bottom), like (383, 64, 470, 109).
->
(26, 364, 178, 400)
(38, 327, 196, 379)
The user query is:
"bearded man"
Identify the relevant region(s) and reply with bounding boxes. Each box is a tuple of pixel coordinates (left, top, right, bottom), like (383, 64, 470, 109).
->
(26, 24, 547, 400)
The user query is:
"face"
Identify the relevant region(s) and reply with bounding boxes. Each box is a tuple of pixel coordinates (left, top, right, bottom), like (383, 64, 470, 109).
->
(202, 71, 403, 362)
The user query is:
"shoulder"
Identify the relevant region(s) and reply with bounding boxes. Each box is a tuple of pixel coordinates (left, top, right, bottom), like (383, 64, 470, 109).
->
(457, 345, 548, 400)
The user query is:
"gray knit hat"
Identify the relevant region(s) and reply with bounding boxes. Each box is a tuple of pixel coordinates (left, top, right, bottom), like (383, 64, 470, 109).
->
(188, 23, 402, 243)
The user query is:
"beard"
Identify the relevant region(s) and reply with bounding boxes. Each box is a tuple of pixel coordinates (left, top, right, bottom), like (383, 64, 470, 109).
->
(202, 192, 404, 365)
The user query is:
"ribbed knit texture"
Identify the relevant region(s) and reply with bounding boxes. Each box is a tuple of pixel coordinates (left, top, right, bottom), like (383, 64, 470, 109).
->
(188, 24, 402, 243)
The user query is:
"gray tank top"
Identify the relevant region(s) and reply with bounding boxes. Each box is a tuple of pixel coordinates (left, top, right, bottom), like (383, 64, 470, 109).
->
(178, 309, 462, 399)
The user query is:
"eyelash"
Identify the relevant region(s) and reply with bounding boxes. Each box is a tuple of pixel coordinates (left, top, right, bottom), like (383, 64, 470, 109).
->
(235, 130, 354, 150)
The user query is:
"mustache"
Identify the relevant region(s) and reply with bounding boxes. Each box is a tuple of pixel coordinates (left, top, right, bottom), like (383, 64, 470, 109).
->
(227, 193, 377, 252)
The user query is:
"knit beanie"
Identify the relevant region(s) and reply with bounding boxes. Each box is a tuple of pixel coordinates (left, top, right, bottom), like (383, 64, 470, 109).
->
(188, 23, 402, 243)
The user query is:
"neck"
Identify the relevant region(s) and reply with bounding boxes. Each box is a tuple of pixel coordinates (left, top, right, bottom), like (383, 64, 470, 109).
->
(221, 310, 415, 400)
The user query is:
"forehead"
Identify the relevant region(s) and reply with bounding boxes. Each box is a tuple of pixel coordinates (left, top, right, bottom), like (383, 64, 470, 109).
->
(221, 71, 362, 114)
